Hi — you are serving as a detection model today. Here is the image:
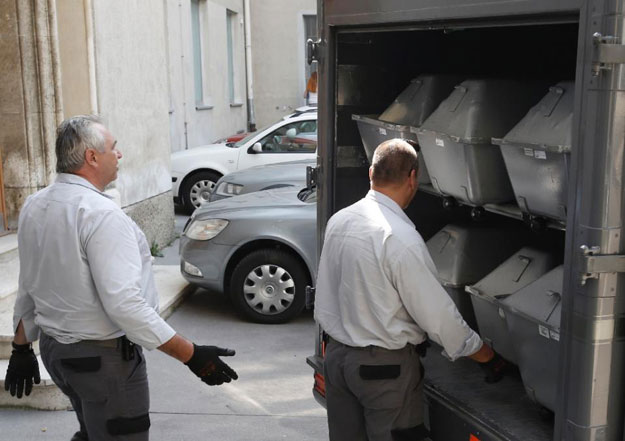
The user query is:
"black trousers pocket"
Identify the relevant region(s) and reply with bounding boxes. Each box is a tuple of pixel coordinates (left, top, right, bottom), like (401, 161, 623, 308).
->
(391, 424, 430, 441)
(359, 364, 400, 380)
(61, 357, 101, 372)
(107, 414, 151, 435)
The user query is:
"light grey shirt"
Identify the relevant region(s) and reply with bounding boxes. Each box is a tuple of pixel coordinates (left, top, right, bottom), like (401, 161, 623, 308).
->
(13, 173, 175, 350)
(314, 190, 482, 360)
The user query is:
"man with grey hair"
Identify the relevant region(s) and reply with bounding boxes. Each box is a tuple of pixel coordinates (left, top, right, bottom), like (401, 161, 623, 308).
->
(5, 115, 238, 441)
(314, 139, 506, 441)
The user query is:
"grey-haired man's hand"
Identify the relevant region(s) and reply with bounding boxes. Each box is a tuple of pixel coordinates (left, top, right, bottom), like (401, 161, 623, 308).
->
(185, 344, 238, 386)
(4, 342, 41, 398)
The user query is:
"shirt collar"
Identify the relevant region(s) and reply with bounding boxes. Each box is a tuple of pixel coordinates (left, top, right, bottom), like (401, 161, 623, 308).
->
(55, 173, 113, 199)
(366, 189, 415, 229)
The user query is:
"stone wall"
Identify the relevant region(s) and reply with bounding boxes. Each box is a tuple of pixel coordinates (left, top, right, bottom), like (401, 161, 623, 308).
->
(0, 0, 63, 229)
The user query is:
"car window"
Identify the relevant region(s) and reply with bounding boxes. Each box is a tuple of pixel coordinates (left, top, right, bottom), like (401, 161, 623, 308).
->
(233, 123, 272, 148)
(255, 120, 317, 154)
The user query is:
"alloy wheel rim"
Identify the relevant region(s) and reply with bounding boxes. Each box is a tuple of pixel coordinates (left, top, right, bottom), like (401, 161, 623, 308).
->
(190, 180, 215, 208)
(243, 264, 295, 315)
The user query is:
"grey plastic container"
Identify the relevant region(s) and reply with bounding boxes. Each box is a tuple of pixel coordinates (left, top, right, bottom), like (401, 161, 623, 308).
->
(415, 79, 547, 206)
(353, 74, 462, 183)
(352, 115, 432, 183)
(426, 224, 526, 331)
(495, 82, 574, 222)
(465, 247, 556, 364)
(502, 265, 563, 411)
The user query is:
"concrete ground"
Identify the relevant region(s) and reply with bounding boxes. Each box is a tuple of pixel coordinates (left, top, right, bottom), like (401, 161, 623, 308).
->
(0, 209, 328, 440)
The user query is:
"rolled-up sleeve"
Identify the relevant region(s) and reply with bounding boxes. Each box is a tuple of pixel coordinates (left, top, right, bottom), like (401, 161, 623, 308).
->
(391, 245, 482, 360)
(85, 211, 175, 350)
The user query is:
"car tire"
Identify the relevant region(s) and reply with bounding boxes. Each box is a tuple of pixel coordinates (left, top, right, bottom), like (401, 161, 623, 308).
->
(230, 249, 308, 324)
(181, 171, 221, 214)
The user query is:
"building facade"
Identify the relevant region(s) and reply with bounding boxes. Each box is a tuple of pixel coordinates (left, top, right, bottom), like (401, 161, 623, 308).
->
(0, 0, 175, 245)
(249, 0, 317, 128)
(166, 0, 249, 152)
(0, 0, 317, 239)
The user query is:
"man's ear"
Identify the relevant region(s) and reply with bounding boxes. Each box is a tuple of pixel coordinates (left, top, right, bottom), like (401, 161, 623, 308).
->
(408, 169, 418, 189)
(368, 166, 373, 181)
(84, 148, 97, 167)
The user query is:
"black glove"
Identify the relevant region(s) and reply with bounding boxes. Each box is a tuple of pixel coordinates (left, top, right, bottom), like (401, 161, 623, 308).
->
(185, 344, 238, 386)
(478, 351, 509, 384)
(4, 342, 41, 398)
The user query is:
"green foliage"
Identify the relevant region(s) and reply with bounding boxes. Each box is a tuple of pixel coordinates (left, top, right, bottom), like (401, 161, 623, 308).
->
(150, 241, 164, 258)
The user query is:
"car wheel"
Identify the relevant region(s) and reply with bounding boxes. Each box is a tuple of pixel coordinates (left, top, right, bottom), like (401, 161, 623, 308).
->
(230, 249, 308, 324)
(182, 171, 221, 213)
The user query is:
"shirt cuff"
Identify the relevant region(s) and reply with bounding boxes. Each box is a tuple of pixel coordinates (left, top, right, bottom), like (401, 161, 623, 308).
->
(442, 330, 483, 361)
(13, 315, 41, 343)
(140, 321, 177, 351)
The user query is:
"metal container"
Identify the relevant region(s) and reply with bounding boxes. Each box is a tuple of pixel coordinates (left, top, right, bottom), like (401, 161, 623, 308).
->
(415, 79, 547, 206)
(502, 265, 563, 410)
(353, 74, 462, 183)
(426, 223, 526, 331)
(494, 82, 574, 222)
(465, 247, 556, 363)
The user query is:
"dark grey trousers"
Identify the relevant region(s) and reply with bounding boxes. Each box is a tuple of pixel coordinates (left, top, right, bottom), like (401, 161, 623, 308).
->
(324, 339, 426, 441)
(40, 333, 150, 441)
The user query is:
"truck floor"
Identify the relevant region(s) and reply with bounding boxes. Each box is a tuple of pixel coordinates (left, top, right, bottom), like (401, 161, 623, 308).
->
(422, 348, 553, 441)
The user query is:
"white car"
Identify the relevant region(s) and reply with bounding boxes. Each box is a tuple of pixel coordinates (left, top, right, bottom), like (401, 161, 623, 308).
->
(171, 107, 317, 212)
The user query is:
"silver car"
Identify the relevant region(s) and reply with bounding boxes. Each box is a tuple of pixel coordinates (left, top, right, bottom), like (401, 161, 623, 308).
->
(210, 159, 315, 202)
(180, 186, 317, 323)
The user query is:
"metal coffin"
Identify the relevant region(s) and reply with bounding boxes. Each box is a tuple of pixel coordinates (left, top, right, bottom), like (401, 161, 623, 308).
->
(466, 247, 556, 363)
(353, 74, 462, 184)
(415, 79, 547, 206)
(495, 82, 574, 222)
(426, 223, 526, 331)
(502, 265, 563, 411)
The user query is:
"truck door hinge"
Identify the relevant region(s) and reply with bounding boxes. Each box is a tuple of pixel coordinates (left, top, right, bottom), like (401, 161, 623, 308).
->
(579, 245, 625, 285)
(592, 33, 625, 76)
(307, 38, 322, 65)
(306, 165, 318, 189)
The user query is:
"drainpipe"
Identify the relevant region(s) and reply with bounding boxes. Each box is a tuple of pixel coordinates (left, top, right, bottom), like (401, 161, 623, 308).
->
(243, 0, 256, 132)
(84, 0, 98, 114)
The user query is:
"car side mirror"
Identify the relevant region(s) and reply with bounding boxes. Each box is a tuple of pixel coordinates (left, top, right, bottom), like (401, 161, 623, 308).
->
(250, 142, 263, 153)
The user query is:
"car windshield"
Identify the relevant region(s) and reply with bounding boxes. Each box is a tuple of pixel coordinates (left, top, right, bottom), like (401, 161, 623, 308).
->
(297, 187, 317, 203)
(232, 124, 272, 148)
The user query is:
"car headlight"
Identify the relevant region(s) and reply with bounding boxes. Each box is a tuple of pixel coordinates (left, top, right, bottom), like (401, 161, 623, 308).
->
(185, 219, 229, 240)
(215, 181, 244, 197)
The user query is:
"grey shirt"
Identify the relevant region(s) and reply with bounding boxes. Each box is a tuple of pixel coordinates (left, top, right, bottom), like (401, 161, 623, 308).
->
(13, 174, 175, 350)
(314, 190, 482, 360)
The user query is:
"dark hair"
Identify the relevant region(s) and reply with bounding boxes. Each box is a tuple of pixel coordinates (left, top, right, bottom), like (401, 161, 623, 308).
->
(55, 115, 105, 173)
(370, 138, 420, 186)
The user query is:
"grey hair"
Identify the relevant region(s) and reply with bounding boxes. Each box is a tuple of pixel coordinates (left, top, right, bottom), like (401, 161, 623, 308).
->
(370, 138, 419, 186)
(55, 115, 106, 173)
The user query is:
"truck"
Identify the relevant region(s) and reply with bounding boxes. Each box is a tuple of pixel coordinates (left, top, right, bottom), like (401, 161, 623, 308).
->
(305, 1, 625, 440)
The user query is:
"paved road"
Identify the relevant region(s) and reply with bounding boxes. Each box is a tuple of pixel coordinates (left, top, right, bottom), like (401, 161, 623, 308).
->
(0, 207, 328, 440)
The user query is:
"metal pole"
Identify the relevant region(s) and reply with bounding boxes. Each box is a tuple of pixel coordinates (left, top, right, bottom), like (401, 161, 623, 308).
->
(243, 0, 256, 132)
(556, 1, 625, 439)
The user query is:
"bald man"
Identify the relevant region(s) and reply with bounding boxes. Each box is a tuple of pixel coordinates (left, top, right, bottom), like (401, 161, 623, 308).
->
(315, 139, 504, 441)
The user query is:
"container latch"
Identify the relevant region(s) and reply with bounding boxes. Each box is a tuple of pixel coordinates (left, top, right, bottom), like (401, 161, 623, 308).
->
(592, 33, 625, 76)
(580, 245, 625, 285)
